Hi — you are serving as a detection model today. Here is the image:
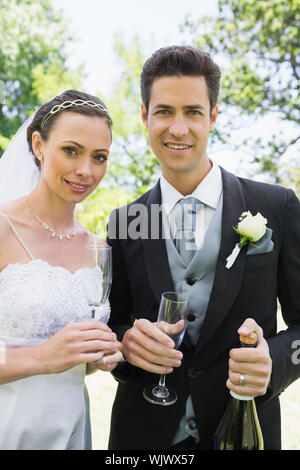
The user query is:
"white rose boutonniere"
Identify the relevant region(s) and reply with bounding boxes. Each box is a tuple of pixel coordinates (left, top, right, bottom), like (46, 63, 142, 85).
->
(226, 211, 268, 269)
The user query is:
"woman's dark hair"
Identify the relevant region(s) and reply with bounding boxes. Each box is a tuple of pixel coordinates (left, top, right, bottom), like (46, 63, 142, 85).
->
(27, 89, 113, 169)
(140, 45, 221, 114)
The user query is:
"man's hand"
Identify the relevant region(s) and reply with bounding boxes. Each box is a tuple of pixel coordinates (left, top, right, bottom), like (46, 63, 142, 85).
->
(122, 318, 183, 374)
(227, 318, 272, 397)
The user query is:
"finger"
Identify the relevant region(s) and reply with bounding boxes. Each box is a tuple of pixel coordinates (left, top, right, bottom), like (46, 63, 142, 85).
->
(135, 319, 175, 348)
(226, 377, 256, 396)
(79, 351, 104, 363)
(125, 326, 181, 360)
(81, 339, 121, 354)
(107, 363, 119, 371)
(93, 352, 123, 372)
(157, 319, 185, 336)
(228, 369, 267, 388)
(128, 352, 174, 375)
(126, 339, 182, 368)
(79, 329, 117, 342)
(229, 347, 270, 364)
(130, 322, 180, 357)
(95, 356, 122, 372)
(102, 350, 123, 366)
(226, 377, 267, 398)
(70, 319, 112, 332)
(228, 355, 272, 393)
(238, 318, 263, 343)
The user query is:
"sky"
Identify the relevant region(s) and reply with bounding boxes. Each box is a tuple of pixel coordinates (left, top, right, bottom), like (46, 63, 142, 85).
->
(52, 0, 218, 96)
(50, 0, 288, 176)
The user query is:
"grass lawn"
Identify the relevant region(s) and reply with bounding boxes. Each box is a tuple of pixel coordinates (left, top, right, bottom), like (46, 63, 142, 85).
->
(86, 371, 300, 450)
(86, 311, 300, 450)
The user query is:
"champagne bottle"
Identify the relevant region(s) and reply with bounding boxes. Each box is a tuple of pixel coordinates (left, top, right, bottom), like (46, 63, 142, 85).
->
(214, 333, 264, 450)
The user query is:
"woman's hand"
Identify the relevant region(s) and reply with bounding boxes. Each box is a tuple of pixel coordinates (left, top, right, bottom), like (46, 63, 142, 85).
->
(88, 350, 124, 374)
(36, 319, 121, 374)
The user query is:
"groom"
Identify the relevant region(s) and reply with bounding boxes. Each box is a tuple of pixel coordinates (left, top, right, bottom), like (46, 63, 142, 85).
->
(107, 46, 300, 450)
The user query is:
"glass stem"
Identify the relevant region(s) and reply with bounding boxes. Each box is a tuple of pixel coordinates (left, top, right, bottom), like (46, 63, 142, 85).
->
(159, 374, 166, 388)
(152, 374, 169, 399)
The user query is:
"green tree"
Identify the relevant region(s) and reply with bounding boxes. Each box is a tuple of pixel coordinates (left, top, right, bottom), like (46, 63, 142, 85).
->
(0, 0, 83, 153)
(0, 2, 135, 234)
(182, 0, 300, 185)
(76, 186, 137, 238)
(106, 35, 160, 194)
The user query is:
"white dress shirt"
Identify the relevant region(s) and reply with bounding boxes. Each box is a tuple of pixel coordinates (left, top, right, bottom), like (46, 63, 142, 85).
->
(160, 161, 223, 249)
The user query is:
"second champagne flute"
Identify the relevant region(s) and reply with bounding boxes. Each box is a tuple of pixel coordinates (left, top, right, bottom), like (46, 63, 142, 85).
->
(143, 291, 189, 406)
(82, 243, 112, 324)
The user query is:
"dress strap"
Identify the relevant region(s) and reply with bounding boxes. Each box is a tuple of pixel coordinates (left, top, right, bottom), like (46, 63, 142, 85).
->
(0, 210, 35, 261)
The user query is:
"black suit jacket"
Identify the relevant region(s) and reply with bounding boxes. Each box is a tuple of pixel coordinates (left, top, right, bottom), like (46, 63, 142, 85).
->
(107, 167, 300, 450)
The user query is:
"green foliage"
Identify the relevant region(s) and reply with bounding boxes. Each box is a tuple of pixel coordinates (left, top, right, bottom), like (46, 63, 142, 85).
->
(76, 186, 138, 238)
(106, 35, 160, 194)
(0, 134, 9, 150)
(31, 62, 84, 104)
(182, 0, 300, 184)
(273, 164, 300, 198)
(0, 0, 83, 154)
(0, 3, 142, 234)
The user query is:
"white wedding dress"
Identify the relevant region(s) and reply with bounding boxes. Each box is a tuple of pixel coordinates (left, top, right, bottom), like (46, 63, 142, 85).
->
(0, 210, 110, 450)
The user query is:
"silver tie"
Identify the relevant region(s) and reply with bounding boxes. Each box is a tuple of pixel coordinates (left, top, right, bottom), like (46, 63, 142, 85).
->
(174, 197, 201, 265)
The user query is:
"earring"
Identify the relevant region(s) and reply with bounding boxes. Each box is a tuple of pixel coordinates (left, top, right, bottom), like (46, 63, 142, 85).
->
(37, 155, 44, 161)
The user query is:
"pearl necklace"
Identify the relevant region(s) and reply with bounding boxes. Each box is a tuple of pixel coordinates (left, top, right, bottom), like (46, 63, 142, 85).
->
(27, 199, 76, 241)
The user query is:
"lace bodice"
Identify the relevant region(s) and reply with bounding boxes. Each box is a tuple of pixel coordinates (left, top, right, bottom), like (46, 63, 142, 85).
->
(0, 210, 110, 340)
(0, 259, 110, 339)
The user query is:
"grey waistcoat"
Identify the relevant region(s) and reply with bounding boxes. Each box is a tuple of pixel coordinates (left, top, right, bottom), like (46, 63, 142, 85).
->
(162, 194, 223, 445)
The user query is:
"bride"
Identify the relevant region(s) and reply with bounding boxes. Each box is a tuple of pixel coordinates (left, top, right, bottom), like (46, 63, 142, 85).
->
(0, 89, 123, 450)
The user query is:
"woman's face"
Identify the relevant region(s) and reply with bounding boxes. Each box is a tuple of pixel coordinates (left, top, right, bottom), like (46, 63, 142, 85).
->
(33, 112, 111, 203)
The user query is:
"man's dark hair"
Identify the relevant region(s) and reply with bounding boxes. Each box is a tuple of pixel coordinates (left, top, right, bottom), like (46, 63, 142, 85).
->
(140, 45, 221, 114)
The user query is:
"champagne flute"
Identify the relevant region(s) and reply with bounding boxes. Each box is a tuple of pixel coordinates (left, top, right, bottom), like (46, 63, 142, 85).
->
(143, 291, 189, 406)
(82, 243, 112, 324)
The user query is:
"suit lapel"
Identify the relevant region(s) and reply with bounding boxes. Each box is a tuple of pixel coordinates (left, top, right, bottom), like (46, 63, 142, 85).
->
(142, 181, 174, 305)
(194, 167, 248, 355)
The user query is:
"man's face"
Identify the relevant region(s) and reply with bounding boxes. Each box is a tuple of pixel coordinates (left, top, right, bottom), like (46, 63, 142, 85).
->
(141, 75, 218, 181)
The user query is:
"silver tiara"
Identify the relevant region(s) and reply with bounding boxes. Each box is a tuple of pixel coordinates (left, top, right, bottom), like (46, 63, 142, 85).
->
(41, 99, 110, 129)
